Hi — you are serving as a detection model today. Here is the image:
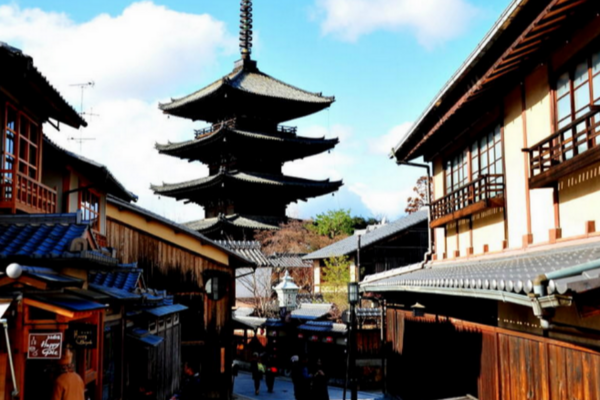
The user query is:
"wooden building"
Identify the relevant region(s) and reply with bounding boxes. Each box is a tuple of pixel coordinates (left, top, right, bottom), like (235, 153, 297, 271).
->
(106, 195, 254, 399)
(363, 1, 600, 399)
(0, 40, 252, 400)
(153, 0, 341, 240)
(305, 211, 428, 291)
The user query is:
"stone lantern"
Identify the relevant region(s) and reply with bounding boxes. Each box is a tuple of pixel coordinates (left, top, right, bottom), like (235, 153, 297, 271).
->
(273, 270, 299, 314)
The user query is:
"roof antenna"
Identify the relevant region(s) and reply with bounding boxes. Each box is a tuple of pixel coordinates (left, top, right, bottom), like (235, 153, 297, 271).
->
(69, 81, 97, 154)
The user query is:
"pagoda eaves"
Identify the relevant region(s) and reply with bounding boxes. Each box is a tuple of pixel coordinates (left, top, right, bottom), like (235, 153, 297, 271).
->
(159, 63, 335, 123)
(155, 124, 338, 164)
(151, 171, 342, 205)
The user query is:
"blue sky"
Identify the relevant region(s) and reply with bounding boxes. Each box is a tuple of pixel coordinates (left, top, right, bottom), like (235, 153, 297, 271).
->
(1, 0, 509, 222)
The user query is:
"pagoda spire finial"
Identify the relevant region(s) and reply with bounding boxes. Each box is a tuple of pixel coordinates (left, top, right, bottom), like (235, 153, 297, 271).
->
(240, 0, 253, 59)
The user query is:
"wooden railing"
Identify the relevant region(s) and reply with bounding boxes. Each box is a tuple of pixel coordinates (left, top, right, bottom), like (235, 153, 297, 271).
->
(194, 118, 237, 138)
(525, 106, 600, 185)
(0, 170, 57, 214)
(194, 118, 297, 138)
(431, 174, 504, 223)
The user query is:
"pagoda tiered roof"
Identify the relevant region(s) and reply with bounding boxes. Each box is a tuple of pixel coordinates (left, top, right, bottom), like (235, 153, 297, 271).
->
(150, 171, 342, 205)
(158, 61, 334, 123)
(185, 214, 282, 235)
(155, 123, 338, 163)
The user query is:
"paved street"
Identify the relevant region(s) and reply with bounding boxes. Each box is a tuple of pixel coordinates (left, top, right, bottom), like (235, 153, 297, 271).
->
(233, 371, 378, 400)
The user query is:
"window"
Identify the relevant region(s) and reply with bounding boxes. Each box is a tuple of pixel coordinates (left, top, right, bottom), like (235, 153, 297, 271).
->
(2, 104, 41, 198)
(555, 49, 600, 158)
(81, 189, 100, 231)
(444, 125, 503, 195)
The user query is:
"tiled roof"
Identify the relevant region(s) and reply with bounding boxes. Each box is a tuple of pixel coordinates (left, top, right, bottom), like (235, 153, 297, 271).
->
(44, 136, 137, 202)
(217, 240, 312, 268)
(185, 214, 282, 233)
(361, 240, 600, 297)
(159, 67, 333, 112)
(155, 127, 338, 161)
(0, 221, 88, 258)
(270, 253, 312, 268)
(218, 240, 271, 266)
(0, 42, 86, 128)
(290, 303, 332, 320)
(305, 210, 428, 260)
(19, 266, 84, 287)
(107, 195, 256, 266)
(151, 171, 342, 194)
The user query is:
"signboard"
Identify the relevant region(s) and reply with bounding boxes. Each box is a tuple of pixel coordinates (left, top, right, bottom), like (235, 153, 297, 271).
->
(71, 324, 97, 348)
(27, 333, 62, 359)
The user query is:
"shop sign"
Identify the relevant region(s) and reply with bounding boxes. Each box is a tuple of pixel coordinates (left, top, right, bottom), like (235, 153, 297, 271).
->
(324, 336, 334, 344)
(27, 333, 63, 359)
(309, 335, 319, 342)
(71, 324, 97, 348)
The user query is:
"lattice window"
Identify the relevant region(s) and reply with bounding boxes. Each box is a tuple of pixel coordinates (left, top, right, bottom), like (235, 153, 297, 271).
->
(444, 124, 503, 196)
(555, 49, 600, 158)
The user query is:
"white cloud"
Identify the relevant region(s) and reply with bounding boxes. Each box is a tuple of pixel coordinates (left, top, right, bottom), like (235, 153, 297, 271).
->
(0, 2, 237, 222)
(348, 182, 412, 220)
(368, 121, 412, 156)
(283, 124, 355, 181)
(0, 2, 236, 102)
(315, 0, 479, 46)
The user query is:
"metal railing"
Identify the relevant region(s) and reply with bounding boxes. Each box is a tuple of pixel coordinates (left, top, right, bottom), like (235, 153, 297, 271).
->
(431, 174, 504, 221)
(0, 170, 57, 213)
(526, 105, 600, 178)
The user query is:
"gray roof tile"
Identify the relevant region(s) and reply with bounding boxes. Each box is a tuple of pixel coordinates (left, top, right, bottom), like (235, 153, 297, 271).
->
(305, 210, 428, 260)
(362, 240, 600, 296)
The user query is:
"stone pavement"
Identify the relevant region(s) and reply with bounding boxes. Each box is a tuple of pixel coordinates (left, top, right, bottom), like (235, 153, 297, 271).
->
(233, 371, 379, 400)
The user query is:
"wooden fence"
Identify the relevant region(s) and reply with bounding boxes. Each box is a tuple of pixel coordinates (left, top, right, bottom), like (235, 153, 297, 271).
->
(386, 309, 600, 400)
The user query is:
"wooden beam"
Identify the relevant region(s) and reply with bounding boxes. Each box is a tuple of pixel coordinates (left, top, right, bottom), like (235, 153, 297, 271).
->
(23, 298, 75, 319)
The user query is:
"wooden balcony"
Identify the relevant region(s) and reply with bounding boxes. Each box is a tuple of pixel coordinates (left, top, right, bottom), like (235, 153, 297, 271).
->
(525, 106, 600, 189)
(0, 170, 57, 214)
(431, 174, 505, 228)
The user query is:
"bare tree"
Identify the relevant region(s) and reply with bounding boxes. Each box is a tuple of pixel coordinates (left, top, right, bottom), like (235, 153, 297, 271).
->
(405, 176, 432, 214)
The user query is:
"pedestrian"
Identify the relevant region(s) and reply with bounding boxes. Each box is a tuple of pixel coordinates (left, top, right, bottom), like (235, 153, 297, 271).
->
(176, 362, 201, 400)
(250, 352, 264, 395)
(51, 344, 85, 400)
(265, 354, 277, 393)
(311, 359, 329, 400)
(291, 355, 311, 400)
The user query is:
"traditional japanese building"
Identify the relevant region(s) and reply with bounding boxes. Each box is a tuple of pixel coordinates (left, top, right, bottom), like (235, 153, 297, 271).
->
(153, 0, 342, 239)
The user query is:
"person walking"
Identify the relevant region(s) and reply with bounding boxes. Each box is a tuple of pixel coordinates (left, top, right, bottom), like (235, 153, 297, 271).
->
(265, 354, 277, 393)
(291, 355, 311, 400)
(250, 353, 264, 395)
(311, 359, 329, 400)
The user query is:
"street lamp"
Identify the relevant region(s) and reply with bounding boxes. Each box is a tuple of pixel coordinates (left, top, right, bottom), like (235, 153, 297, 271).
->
(274, 270, 299, 318)
(347, 282, 359, 400)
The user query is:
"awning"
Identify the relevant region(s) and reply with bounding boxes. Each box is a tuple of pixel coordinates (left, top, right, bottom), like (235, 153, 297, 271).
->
(25, 293, 106, 319)
(126, 328, 163, 347)
(143, 304, 187, 317)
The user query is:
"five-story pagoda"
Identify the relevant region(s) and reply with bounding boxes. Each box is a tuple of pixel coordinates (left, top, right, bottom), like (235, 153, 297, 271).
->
(153, 0, 342, 239)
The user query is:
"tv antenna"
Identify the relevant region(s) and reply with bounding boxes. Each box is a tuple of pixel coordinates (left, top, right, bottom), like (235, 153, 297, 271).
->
(69, 81, 97, 154)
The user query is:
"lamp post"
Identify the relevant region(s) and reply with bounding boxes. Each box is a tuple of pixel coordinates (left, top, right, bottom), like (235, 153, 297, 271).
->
(274, 270, 299, 319)
(348, 282, 359, 400)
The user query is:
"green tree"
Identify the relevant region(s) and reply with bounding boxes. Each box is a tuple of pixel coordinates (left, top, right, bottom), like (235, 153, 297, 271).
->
(310, 209, 354, 239)
(321, 255, 352, 318)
